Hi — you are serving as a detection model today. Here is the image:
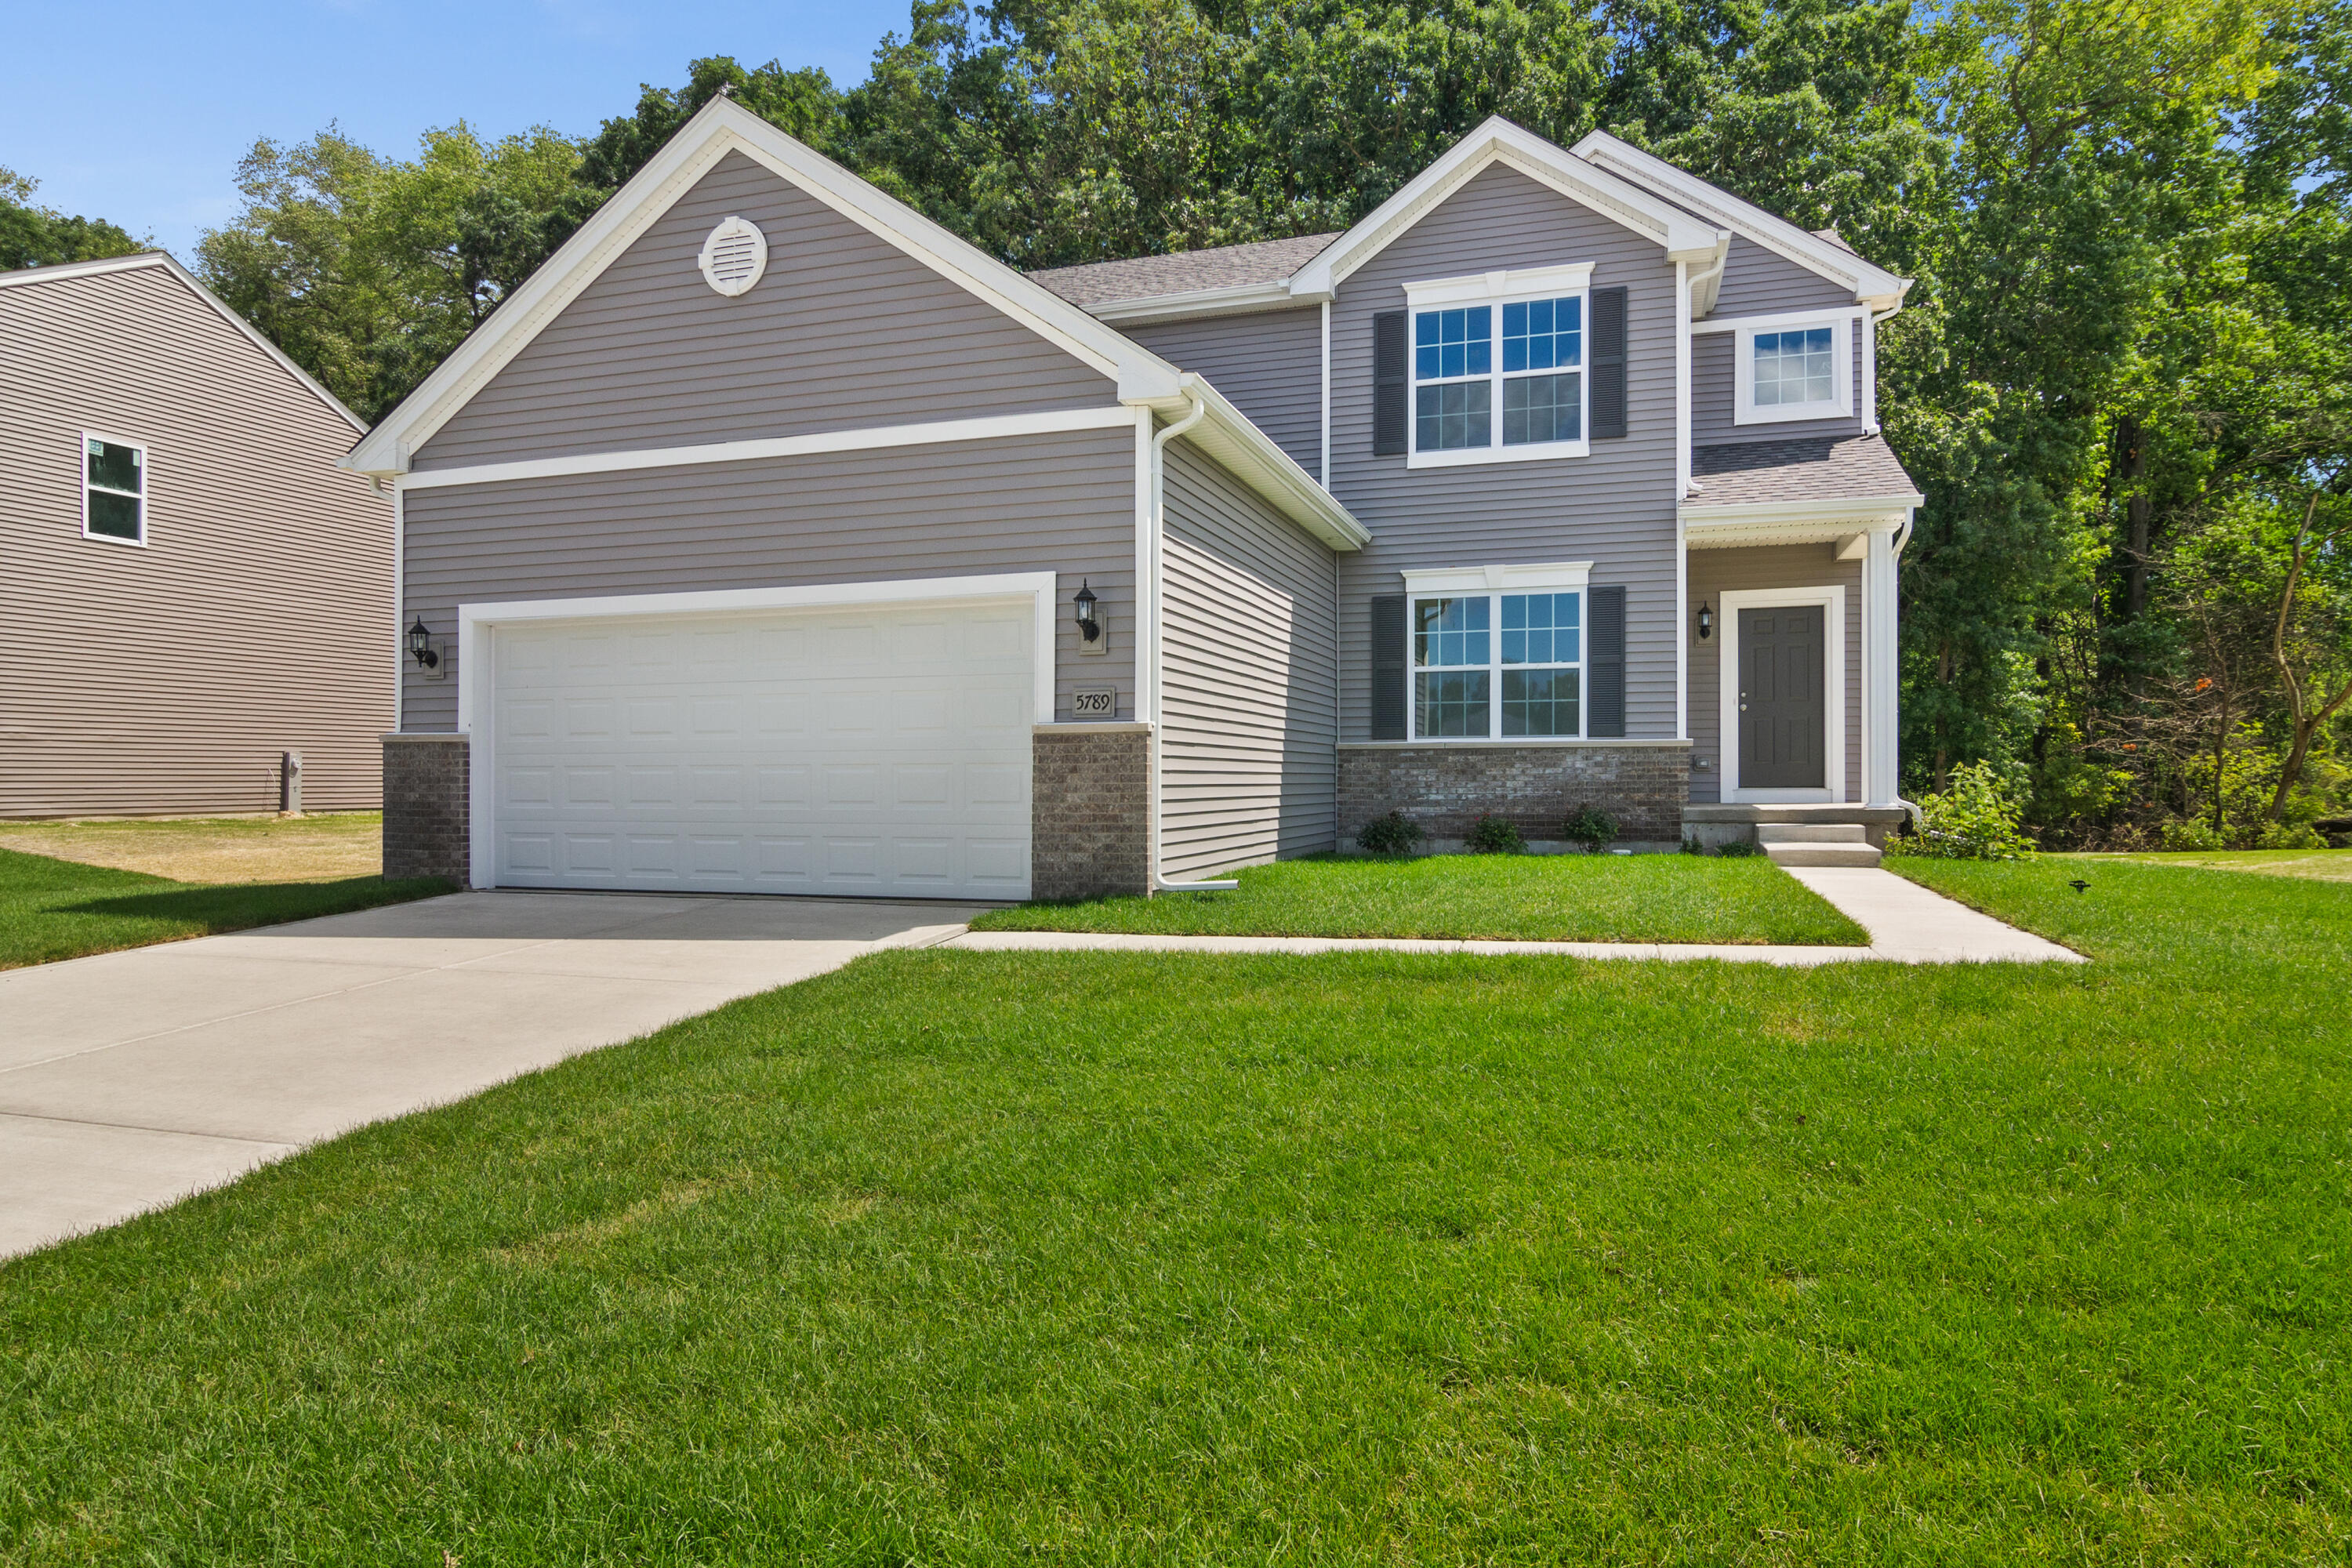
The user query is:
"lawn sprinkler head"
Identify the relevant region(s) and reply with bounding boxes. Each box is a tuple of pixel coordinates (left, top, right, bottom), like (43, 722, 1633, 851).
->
(2069, 879, 2089, 894)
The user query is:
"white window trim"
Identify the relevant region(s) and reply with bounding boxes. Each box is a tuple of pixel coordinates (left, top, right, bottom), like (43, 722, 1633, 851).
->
(455, 572, 1061, 892)
(80, 430, 148, 547)
(1717, 586, 1846, 804)
(1403, 561, 1592, 742)
(1403, 263, 1595, 469)
(1730, 310, 1853, 426)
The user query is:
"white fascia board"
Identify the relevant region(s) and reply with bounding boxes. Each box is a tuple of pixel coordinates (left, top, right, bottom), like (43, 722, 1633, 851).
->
(1141, 372, 1370, 552)
(1087, 280, 1328, 325)
(1691, 304, 1866, 335)
(2, 252, 369, 434)
(395, 405, 1135, 491)
(1681, 499, 1921, 546)
(347, 96, 1182, 475)
(1289, 117, 1720, 296)
(1570, 130, 1913, 309)
(1403, 561, 1593, 595)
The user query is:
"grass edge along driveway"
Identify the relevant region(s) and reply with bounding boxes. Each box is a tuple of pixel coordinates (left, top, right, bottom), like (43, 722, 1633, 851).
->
(0, 844, 452, 970)
(3, 858, 2345, 1560)
(975, 850, 1869, 944)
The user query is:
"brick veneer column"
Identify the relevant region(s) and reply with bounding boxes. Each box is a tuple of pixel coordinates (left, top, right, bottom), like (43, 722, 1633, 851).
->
(381, 733, 470, 883)
(1032, 724, 1154, 900)
(1337, 742, 1692, 848)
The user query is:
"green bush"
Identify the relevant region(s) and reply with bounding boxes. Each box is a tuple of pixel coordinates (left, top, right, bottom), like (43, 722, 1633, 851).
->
(1464, 815, 1525, 855)
(1886, 760, 2037, 860)
(2256, 820, 2328, 851)
(2158, 818, 2228, 851)
(1715, 839, 1762, 858)
(1561, 804, 1619, 853)
(1355, 810, 1426, 855)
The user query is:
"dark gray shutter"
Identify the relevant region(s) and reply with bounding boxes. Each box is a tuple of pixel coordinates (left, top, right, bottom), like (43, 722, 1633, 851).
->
(1589, 285, 1628, 440)
(1588, 584, 1626, 736)
(1373, 310, 1408, 456)
(1370, 593, 1407, 739)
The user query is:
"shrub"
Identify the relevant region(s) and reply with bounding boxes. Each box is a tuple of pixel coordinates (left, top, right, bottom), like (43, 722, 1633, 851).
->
(2256, 820, 2328, 851)
(1355, 810, 1425, 855)
(1885, 761, 2037, 860)
(2158, 818, 2227, 852)
(1715, 839, 1762, 858)
(1561, 804, 1619, 853)
(1464, 814, 1525, 854)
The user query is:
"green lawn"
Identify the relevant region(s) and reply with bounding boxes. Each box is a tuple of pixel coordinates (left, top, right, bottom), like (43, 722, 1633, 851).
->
(972, 851, 1870, 944)
(4, 858, 2347, 1560)
(0, 846, 452, 970)
(2063, 845, 2352, 881)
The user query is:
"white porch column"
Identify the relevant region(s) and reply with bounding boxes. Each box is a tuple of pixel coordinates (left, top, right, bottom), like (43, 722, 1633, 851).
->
(1863, 521, 1902, 804)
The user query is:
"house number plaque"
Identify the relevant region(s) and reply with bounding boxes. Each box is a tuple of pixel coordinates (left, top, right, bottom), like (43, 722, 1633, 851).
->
(1071, 688, 1118, 719)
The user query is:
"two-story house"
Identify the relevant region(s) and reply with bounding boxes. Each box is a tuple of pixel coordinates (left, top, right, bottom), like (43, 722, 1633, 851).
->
(353, 100, 1918, 899)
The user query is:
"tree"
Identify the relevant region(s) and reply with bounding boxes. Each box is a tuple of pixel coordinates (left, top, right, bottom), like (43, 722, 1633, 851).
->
(0, 165, 148, 271)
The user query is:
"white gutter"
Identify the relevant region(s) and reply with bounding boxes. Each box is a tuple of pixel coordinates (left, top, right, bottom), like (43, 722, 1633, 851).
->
(1145, 389, 1236, 894)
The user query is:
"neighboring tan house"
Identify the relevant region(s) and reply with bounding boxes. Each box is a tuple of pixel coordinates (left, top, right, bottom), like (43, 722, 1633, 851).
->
(2, 252, 394, 818)
(352, 100, 1919, 900)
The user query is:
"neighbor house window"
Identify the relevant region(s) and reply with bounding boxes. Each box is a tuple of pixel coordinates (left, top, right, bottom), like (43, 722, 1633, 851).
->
(1406, 566, 1588, 739)
(1733, 312, 1853, 425)
(83, 434, 146, 543)
(1405, 263, 1592, 467)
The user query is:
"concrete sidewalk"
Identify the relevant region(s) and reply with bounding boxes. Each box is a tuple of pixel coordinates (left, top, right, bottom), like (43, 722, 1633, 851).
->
(947, 866, 2082, 967)
(0, 891, 975, 1259)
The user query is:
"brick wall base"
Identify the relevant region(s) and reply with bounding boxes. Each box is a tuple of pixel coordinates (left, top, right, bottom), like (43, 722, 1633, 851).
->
(383, 734, 470, 884)
(1032, 725, 1153, 900)
(1338, 743, 1691, 848)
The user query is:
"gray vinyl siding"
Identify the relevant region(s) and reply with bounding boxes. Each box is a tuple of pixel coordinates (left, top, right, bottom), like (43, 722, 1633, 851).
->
(1328, 162, 1680, 742)
(1159, 440, 1340, 878)
(415, 151, 1116, 472)
(399, 426, 1138, 731)
(1708, 234, 1858, 318)
(0, 263, 392, 817)
(1691, 330, 1869, 448)
(1686, 543, 1862, 802)
(1123, 307, 1323, 479)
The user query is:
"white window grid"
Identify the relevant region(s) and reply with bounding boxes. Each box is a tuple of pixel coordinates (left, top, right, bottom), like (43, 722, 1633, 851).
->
(81, 431, 147, 546)
(1409, 587, 1586, 740)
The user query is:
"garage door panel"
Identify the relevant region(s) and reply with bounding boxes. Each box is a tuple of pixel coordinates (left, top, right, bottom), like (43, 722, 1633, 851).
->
(492, 599, 1033, 898)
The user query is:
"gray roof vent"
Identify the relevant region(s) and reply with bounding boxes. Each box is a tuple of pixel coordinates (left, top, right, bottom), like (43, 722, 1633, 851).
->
(698, 216, 768, 297)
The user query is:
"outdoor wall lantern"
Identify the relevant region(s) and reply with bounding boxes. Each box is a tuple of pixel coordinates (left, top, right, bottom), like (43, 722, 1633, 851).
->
(1697, 601, 1715, 641)
(1074, 580, 1102, 644)
(407, 614, 441, 670)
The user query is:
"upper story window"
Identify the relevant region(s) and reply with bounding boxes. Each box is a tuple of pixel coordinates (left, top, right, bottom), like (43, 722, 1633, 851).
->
(1403, 564, 1589, 739)
(83, 434, 147, 545)
(1733, 310, 1853, 426)
(1403, 263, 1592, 469)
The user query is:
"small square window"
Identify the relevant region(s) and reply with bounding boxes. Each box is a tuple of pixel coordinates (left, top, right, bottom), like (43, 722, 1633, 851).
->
(1755, 326, 1835, 406)
(83, 435, 146, 543)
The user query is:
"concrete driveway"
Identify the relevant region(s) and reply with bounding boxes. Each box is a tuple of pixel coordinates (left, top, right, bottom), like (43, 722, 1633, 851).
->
(0, 891, 978, 1259)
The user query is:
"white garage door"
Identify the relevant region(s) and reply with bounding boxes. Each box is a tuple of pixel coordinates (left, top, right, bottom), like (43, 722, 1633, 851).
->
(488, 599, 1033, 898)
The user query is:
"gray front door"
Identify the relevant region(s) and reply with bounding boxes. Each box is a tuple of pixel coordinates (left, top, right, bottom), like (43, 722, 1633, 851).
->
(1738, 604, 1825, 789)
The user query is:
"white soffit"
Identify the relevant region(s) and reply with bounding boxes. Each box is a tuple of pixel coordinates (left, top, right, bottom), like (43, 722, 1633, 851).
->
(346, 96, 1185, 474)
(1570, 130, 1913, 309)
(1288, 117, 1723, 297)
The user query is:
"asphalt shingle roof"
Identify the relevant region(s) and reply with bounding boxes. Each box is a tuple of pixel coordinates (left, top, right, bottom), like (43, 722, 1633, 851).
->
(1690, 434, 1918, 506)
(1028, 233, 1342, 309)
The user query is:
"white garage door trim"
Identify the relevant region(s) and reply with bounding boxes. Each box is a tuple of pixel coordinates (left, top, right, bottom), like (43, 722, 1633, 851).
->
(458, 572, 1058, 892)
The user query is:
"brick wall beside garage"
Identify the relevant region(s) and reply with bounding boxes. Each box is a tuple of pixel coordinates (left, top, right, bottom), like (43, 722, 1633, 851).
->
(1032, 724, 1153, 899)
(383, 734, 469, 883)
(1338, 742, 1691, 848)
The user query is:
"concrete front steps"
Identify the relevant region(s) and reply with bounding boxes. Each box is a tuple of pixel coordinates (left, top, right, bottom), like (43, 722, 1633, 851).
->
(1683, 803, 1907, 868)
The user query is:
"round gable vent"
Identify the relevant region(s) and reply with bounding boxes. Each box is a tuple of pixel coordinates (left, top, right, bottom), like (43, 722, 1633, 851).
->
(698, 216, 768, 297)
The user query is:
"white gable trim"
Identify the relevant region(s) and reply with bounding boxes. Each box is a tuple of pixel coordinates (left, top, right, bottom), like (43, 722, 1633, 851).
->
(1288, 118, 1722, 297)
(345, 96, 1184, 476)
(1570, 131, 1912, 310)
(2, 252, 368, 434)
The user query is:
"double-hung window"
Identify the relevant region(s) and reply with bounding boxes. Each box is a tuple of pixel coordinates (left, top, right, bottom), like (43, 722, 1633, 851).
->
(82, 434, 147, 544)
(1405, 565, 1588, 739)
(1732, 310, 1853, 425)
(1404, 263, 1592, 467)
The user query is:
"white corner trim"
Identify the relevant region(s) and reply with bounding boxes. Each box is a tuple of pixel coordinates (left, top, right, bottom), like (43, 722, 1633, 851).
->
(1717, 586, 1847, 804)
(1319, 300, 1332, 485)
(396, 406, 1137, 491)
(1402, 260, 1594, 306)
(1731, 314, 1853, 426)
(347, 96, 1183, 475)
(1404, 561, 1592, 595)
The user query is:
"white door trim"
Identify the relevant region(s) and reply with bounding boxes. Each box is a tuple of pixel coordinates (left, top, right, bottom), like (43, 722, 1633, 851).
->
(458, 572, 1057, 891)
(1719, 585, 1846, 804)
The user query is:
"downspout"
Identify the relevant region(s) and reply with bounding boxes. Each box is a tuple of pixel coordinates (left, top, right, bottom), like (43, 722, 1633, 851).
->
(1889, 506, 1923, 832)
(1147, 387, 1232, 892)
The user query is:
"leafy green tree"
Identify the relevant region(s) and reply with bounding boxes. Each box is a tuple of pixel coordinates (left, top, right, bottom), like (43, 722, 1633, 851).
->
(0, 165, 148, 270)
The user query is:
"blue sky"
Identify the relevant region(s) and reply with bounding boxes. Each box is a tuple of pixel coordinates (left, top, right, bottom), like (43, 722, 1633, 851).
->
(2, 2, 904, 258)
